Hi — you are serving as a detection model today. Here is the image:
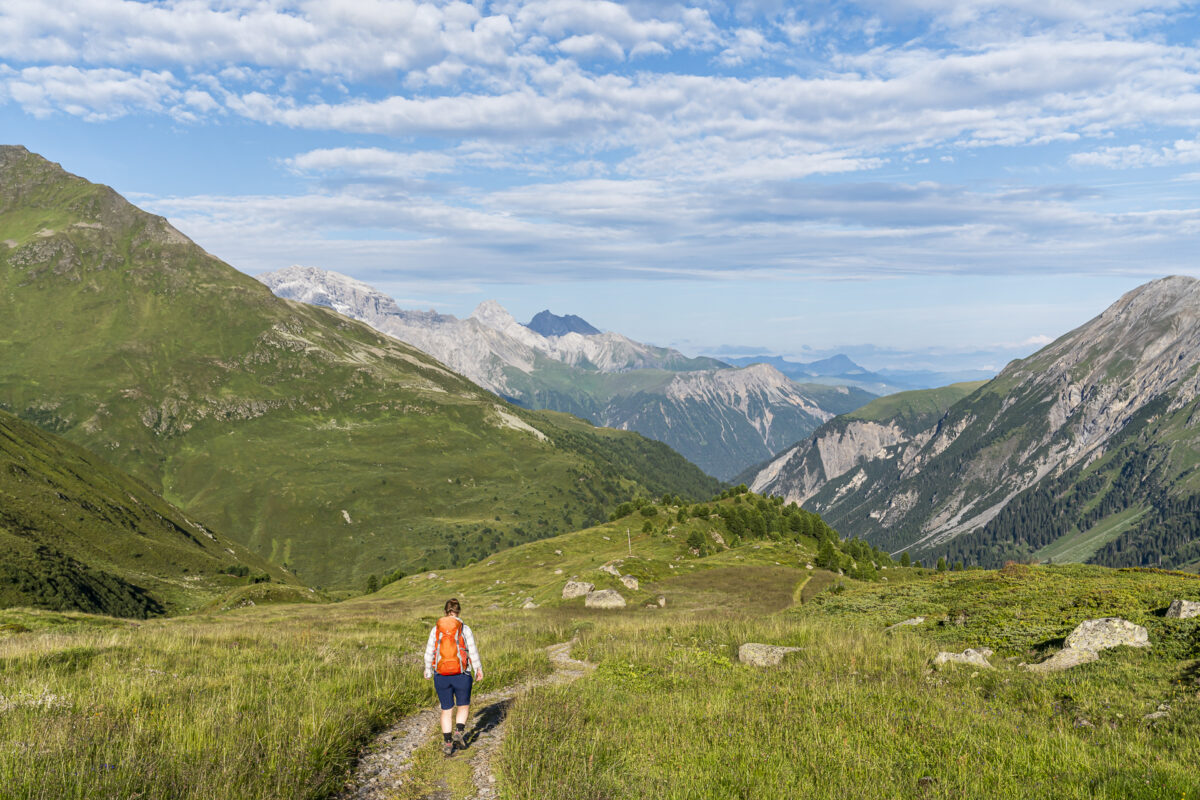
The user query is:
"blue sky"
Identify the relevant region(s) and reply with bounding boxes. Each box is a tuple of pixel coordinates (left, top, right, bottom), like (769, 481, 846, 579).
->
(4, 0, 1200, 372)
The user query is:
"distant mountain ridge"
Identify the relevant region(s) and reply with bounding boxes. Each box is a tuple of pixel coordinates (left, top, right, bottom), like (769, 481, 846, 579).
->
(526, 309, 601, 336)
(722, 354, 995, 394)
(260, 266, 875, 478)
(750, 276, 1200, 570)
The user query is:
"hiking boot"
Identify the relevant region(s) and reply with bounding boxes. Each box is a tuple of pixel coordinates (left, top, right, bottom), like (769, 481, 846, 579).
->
(452, 730, 466, 750)
(442, 741, 455, 757)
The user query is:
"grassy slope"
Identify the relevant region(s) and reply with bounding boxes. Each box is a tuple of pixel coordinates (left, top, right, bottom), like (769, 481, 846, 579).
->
(0, 146, 719, 588)
(0, 407, 289, 616)
(2, 498, 1197, 799)
(1035, 506, 1150, 564)
(846, 380, 987, 423)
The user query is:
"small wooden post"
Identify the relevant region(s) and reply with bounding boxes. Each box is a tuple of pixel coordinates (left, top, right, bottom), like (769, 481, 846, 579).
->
(627, 527, 631, 556)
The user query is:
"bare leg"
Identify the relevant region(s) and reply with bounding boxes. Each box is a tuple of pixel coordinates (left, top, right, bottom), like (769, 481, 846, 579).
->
(441, 708, 454, 734)
(455, 704, 470, 728)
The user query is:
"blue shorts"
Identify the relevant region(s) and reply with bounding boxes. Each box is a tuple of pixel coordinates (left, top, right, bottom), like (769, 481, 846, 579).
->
(433, 672, 473, 710)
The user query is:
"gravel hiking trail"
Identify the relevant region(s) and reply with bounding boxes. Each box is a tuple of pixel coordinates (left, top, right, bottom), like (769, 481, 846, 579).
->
(339, 638, 594, 800)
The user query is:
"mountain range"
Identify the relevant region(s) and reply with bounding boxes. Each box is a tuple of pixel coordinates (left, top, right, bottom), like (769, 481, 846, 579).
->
(721, 354, 996, 395)
(751, 276, 1200, 570)
(260, 266, 874, 479)
(0, 145, 719, 591)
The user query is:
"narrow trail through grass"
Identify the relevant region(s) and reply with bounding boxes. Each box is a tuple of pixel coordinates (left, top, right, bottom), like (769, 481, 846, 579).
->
(339, 638, 595, 800)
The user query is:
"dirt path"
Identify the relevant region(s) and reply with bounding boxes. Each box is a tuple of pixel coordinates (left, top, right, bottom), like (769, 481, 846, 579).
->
(339, 638, 594, 800)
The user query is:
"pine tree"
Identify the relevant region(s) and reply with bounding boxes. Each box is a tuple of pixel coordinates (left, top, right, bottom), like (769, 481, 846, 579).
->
(900, 552, 911, 568)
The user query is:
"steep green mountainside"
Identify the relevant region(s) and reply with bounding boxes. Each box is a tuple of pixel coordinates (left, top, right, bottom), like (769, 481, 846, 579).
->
(0, 407, 288, 616)
(261, 267, 875, 480)
(0, 145, 719, 588)
(752, 278, 1200, 570)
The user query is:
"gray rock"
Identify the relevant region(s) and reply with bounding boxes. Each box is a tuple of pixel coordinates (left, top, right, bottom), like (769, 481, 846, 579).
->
(933, 649, 993, 669)
(561, 581, 594, 599)
(885, 616, 925, 632)
(738, 643, 802, 667)
(1064, 618, 1150, 652)
(598, 564, 621, 577)
(656, 595, 667, 608)
(584, 589, 626, 609)
(553, 568, 563, 575)
(1024, 647, 1099, 673)
(1165, 599, 1200, 619)
(620, 575, 639, 590)
(521, 599, 538, 609)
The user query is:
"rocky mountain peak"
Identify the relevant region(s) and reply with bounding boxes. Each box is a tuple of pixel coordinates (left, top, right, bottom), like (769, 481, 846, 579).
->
(470, 300, 521, 330)
(526, 309, 602, 337)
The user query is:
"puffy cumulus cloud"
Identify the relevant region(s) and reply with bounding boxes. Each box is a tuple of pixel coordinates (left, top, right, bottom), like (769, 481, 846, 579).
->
(1, 65, 180, 120)
(1070, 138, 1200, 169)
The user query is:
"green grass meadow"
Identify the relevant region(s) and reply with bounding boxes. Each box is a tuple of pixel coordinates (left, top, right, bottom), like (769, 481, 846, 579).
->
(2, 499, 1199, 799)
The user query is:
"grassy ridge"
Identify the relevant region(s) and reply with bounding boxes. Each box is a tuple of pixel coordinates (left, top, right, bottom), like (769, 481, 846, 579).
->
(0, 407, 288, 616)
(0, 146, 719, 588)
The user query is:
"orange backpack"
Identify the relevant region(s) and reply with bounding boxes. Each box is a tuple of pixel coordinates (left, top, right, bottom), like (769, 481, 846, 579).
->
(433, 616, 469, 676)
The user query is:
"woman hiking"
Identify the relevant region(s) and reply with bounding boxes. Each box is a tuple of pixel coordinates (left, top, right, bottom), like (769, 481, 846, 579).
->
(423, 598, 483, 757)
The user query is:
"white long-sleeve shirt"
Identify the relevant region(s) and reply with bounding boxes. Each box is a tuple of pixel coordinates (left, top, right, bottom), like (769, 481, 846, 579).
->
(423, 618, 482, 678)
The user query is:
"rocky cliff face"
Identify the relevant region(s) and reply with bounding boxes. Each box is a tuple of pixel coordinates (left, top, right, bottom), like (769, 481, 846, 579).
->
(259, 266, 874, 478)
(751, 277, 1200, 570)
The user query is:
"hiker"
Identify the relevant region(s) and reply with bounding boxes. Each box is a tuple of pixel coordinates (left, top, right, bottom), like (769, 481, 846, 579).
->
(423, 597, 483, 756)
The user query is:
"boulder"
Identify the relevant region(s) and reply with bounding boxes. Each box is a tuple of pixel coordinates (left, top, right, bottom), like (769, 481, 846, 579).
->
(585, 589, 626, 609)
(1024, 647, 1099, 673)
(598, 564, 621, 577)
(521, 599, 538, 609)
(738, 643, 803, 667)
(885, 617, 925, 632)
(656, 595, 667, 608)
(933, 649, 993, 669)
(553, 569, 563, 575)
(562, 581, 594, 600)
(620, 575, 639, 590)
(1064, 618, 1150, 652)
(1166, 599, 1200, 619)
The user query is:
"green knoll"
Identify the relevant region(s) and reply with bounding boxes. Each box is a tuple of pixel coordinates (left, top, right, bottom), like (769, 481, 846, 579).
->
(0, 146, 719, 588)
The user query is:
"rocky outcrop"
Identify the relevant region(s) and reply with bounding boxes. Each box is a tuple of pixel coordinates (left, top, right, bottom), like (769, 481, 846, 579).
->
(1064, 618, 1150, 652)
(584, 589, 626, 609)
(738, 643, 803, 667)
(1025, 617, 1150, 673)
(1024, 647, 1099, 673)
(620, 575, 639, 590)
(1166, 599, 1200, 619)
(933, 648, 993, 669)
(885, 616, 925, 632)
(561, 581, 593, 599)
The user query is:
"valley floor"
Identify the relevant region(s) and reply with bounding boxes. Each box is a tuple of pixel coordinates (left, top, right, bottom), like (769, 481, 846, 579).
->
(2, 506, 1199, 799)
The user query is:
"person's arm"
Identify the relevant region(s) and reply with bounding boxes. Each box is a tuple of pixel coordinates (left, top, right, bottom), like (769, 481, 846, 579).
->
(422, 626, 436, 679)
(463, 624, 483, 680)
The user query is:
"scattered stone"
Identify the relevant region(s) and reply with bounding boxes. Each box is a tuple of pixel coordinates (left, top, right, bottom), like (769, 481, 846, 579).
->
(486, 560, 496, 566)
(521, 599, 538, 610)
(1064, 618, 1150, 652)
(885, 617, 925, 632)
(933, 649, 993, 669)
(620, 575, 639, 590)
(553, 569, 563, 575)
(738, 643, 803, 667)
(1166, 599, 1200, 619)
(1024, 647, 1099, 673)
(427, 573, 439, 580)
(584, 589, 626, 609)
(1074, 717, 1095, 729)
(561, 581, 594, 599)
(656, 595, 667, 608)
(554, 549, 562, 556)
(805, 563, 813, 570)
(598, 564, 621, 577)
(488, 603, 502, 610)
(711, 531, 726, 547)
(951, 613, 967, 626)
(1143, 707, 1170, 724)
(602, 536, 611, 541)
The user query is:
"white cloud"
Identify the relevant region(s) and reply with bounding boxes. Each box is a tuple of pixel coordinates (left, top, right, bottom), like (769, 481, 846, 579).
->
(1070, 138, 1200, 169)
(2, 65, 179, 120)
